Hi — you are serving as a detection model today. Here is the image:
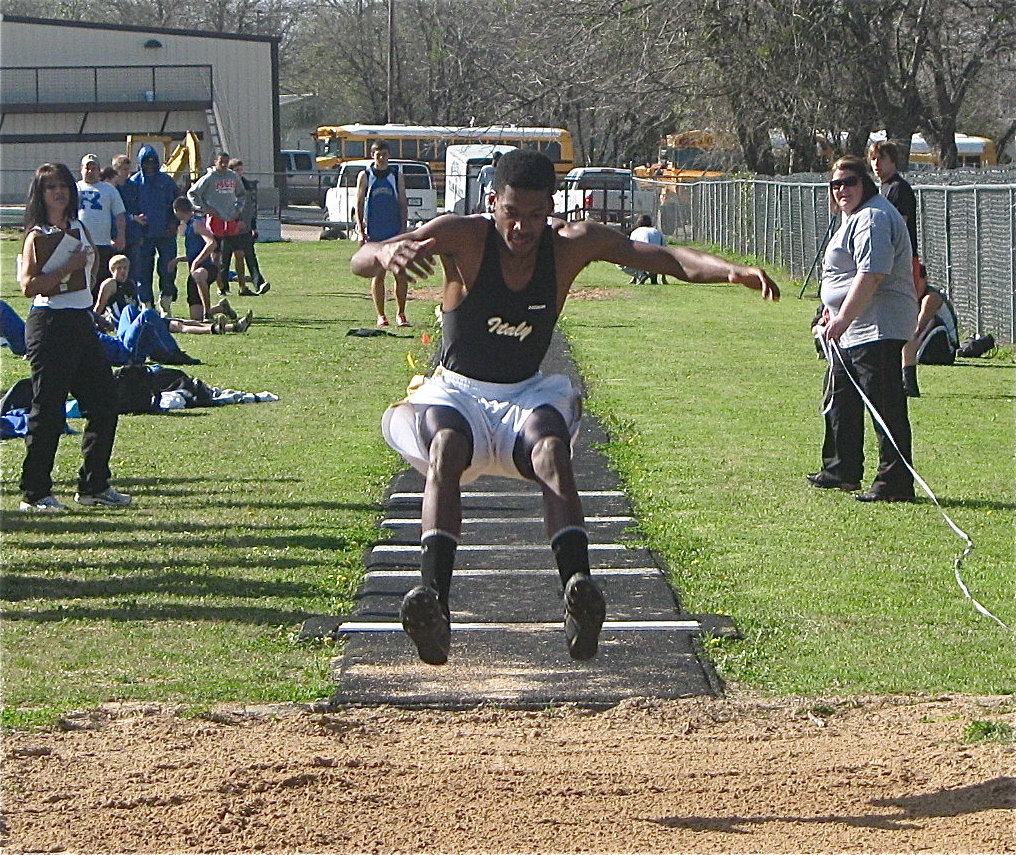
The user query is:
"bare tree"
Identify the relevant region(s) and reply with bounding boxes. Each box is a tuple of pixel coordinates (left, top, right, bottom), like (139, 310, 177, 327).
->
(918, 0, 1016, 166)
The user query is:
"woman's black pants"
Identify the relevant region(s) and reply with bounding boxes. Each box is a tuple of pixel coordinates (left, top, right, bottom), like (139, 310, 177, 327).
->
(20, 308, 119, 502)
(821, 338, 915, 497)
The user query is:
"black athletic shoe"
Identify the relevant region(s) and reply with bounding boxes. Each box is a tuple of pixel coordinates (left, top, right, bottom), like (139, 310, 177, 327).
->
(563, 573, 606, 661)
(807, 472, 861, 492)
(158, 351, 202, 366)
(855, 491, 915, 503)
(400, 585, 451, 665)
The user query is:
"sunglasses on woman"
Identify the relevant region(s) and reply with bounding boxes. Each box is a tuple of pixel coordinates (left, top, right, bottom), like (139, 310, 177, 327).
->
(829, 176, 860, 190)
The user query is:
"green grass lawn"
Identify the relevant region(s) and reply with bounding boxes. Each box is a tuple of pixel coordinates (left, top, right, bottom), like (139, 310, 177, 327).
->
(563, 261, 1014, 695)
(2, 236, 1013, 727)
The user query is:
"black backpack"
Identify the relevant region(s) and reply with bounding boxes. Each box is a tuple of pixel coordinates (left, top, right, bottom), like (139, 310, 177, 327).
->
(958, 334, 995, 358)
(113, 365, 159, 414)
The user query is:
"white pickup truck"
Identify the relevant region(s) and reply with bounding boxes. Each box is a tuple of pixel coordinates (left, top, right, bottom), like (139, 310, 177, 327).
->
(324, 159, 438, 238)
(553, 167, 657, 229)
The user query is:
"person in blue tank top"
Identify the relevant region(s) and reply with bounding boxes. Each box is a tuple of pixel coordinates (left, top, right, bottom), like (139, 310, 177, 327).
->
(355, 141, 409, 327)
(352, 149, 780, 667)
(171, 197, 241, 324)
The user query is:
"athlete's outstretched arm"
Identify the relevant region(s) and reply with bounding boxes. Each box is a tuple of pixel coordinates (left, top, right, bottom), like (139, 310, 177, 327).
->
(350, 214, 474, 284)
(571, 220, 780, 301)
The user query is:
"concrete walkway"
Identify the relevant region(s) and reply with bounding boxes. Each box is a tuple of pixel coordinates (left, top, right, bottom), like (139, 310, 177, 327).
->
(305, 333, 733, 709)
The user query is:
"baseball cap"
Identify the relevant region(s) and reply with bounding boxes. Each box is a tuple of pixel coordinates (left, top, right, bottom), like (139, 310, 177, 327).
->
(81, 153, 101, 168)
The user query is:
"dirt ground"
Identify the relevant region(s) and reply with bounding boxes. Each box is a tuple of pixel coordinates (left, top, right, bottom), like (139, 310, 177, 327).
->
(3, 693, 1013, 854)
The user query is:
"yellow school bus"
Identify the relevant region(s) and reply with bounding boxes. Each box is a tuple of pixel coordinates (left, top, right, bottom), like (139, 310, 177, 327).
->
(908, 133, 997, 168)
(312, 123, 574, 188)
(633, 130, 731, 201)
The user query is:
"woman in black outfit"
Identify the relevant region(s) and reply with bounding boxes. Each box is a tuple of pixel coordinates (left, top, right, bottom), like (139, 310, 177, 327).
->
(18, 162, 131, 512)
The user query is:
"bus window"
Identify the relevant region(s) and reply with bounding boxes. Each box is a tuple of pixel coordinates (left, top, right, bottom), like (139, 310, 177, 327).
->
(402, 139, 418, 159)
(384, 140, 400, 157)
(345, 140, 365, 159)
(422, 141, 446, 161)
(541, 141, 561, 161)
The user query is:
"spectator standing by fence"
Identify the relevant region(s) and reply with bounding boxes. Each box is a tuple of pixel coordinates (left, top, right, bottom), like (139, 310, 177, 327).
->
(868, 141, 920, 291)
(186, 152, 246, 297)
(220, 158, 270, 296)
(810, 156, 917, 503)
(356, 141, 409, 327)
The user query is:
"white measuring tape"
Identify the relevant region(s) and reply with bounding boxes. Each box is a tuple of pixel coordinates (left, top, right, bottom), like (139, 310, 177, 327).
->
(819, 336, 1007, 628)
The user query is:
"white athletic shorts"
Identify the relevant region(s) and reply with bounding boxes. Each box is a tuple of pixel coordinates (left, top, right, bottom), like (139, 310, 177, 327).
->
(381, 366, 582, 484)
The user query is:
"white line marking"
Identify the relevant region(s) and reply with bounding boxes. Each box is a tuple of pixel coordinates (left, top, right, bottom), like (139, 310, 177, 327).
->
(381, 516, 634, 526)
(372, 543, 637, 554)
(338, 620, 701, 633)
(388, 490, 625, 500)
(364, 567, 662, 578)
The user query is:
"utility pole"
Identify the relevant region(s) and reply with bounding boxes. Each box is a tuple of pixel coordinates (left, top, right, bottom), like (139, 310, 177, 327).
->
(386, 0, 394, 123)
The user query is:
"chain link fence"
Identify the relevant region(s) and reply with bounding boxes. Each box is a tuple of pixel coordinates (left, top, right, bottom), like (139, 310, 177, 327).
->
(667, 170, 1016, 344)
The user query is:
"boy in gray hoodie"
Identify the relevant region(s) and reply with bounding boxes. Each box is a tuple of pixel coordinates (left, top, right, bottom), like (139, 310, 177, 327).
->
(186, 152, 246, 226)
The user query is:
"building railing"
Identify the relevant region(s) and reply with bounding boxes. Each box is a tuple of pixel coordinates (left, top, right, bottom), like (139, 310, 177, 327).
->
(1, 64, 213, 109)
(682, 172, 1016, 344)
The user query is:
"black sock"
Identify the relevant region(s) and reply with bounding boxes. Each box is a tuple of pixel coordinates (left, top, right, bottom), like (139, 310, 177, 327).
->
(551, 527, 590, 587)
(420, 531, 456, 606)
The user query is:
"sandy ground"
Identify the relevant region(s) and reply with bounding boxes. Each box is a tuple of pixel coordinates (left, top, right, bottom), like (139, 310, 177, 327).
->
(3, 693, 1013, 854)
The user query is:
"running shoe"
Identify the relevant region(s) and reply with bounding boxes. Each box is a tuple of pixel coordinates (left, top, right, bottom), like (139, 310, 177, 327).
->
(396, 313, 411, 327)
(233, 310, 254, 333)
(400, 585, 451, 665)
(214, 298, 238, 320)
(74, 487, 132, 507)
(563, 573, 606, 660)
(19, 495, 68, 513)
(377, 314, 389, 327)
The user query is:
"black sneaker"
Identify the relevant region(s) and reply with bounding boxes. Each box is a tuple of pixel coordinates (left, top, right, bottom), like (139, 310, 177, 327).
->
(807, 472, 861, 492)
(400, 585, 451, 665)
(156, 350, 201, 366)
(563, 573, 606, 661)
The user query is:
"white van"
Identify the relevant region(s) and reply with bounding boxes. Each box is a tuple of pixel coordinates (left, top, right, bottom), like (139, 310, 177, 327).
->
(444, 144, 517, 215)
(324, 159, 437, 236)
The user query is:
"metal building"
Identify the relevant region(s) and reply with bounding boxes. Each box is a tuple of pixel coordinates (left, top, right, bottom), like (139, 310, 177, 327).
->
(0, 14, 280, 204)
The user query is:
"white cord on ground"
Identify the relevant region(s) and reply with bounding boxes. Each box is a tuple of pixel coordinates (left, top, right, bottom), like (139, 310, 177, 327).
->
(819, 337, 1007, 628)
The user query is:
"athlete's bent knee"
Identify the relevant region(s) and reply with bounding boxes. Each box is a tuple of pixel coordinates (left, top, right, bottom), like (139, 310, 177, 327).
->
(420, 406, 473, 471)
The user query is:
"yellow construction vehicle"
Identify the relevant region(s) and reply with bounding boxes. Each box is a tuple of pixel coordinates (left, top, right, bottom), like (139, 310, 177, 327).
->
(126, 131, 202, 183)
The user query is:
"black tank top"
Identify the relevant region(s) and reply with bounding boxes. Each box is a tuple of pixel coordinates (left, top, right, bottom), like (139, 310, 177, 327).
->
(440, 219, 559, 383)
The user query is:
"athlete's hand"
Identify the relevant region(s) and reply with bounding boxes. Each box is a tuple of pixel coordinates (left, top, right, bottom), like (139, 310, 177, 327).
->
(378, 237, 437, 283)
(730, 266, 780, 301)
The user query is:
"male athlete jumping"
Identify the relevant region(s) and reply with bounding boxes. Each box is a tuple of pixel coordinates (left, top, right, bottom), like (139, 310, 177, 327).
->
(352, 150, 779, 665)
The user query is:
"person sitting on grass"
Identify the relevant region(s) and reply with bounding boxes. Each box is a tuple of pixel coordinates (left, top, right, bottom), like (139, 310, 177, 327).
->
(901, 264, 959, 397)
(170, 197, 239, 324)
(93, 255, 251, 366)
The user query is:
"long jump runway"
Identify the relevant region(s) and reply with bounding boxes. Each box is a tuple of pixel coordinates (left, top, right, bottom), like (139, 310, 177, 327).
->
(309, 334, 732, 708)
